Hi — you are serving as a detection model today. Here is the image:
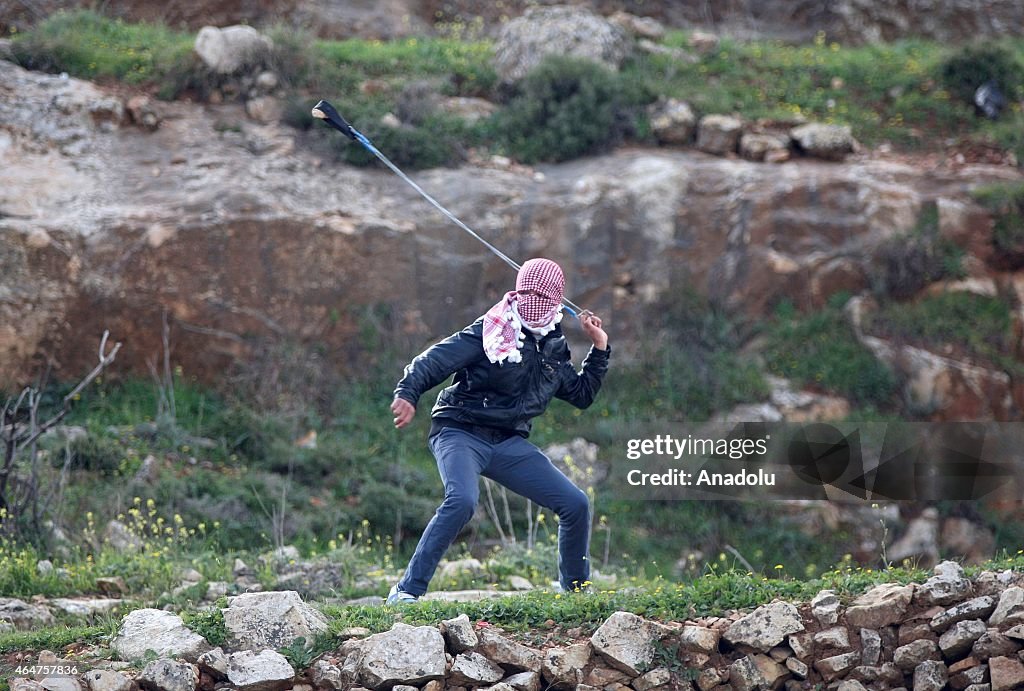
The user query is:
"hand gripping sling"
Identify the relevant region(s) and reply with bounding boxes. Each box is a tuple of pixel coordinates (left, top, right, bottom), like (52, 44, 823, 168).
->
(312, 100, 585, 319)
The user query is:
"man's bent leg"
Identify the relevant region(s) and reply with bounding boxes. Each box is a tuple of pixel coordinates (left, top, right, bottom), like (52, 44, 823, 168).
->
(484, 437, 591, 591)
(398, 429, 488, 596)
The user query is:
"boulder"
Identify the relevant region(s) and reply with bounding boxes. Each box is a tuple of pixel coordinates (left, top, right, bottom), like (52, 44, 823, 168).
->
(194, 25, 273, 75)
(226, 650, 296, 691)
(648, 99, 697, 145)
(790, 123, 855, 161)
(493, 6, 631, 83)
(138, 659, 199, 691)
(112, 609, 209, 661)
(222, 590, 329, 651)
(590, 611, 672, 675)
(355, 623, 446, 688)
(696, 115, 743, 155)
(723, 601, 805, 652)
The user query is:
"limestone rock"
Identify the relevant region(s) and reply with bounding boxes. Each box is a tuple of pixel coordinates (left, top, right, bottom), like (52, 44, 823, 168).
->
(355, 623, 446, 688)
(811, 589, 841, 626)
(633, 667, 671, 691)
(222, 590, 329, 651)
(846, 583, 916, 629)
(507, 576, 533, 591)
(786, 657, 808, 679)
(112, 609, 209, 661)
(138, 659, 199, 691)
(197, 648, 229, 680)
(608, 11, 666, 40)
(103, 520, 143, 552)
(50, 598, 123, 618)
(790, 123, 855, 161)
(940, 620, 988, 659)
(310, 660, 351, 690)
(477, 628, 543, 672)
(990, 655, 1024, 691)
(438, 97, 498, 125)
(493, 6, 631, 83)
(440, 614, 478, 652)
(226, 650, 296, 691)
(973, 631, 1020, 660)
(0, 598, 55, 630)
(40, 679, 82, 691)
(913, 660, 948, 691)
(751, 654, 788, 688)
(917, 561, 973, 606)
(504, 671, 541, 691)
(246, 97, 283, 125)
(895, 639, 942, 671)
(450, 652, 505, 687)
(723, 601, 804, 652)
(590, 611, 672, 675)
(729, 656, 766, 691)
(648, 99, 697, 145)
(437, 558, 485, 581)
(542, 643, 591, 687)
(679, 625, 720, 654)
(697, 115, 743, 155)
(941, 518, 996, 565)
(989, 587, 1024, 626)
(814, 652, 859, 681)
(83, 670, 132, 691)
(814, 626, 851, 649)
(194, 25, 273, 75)
(932, 597, 998, 633)
(861, 628, 882, 665)
(740, 133, 790, 162)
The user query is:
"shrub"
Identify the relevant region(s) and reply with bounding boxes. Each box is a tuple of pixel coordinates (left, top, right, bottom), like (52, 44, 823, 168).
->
(972, 181, 1024, 269)
(939, 43, 1023, 105)
(763, 302, 896, 406)
(497, 56, 650, 163)
(68, 434, 123, 475)
(872, 202, 965, 299)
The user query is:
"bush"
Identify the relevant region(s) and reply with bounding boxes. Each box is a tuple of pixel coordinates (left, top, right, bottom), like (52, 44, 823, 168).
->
(939, 43, 1023, 105)
(68, 434, 123, 475)
(763, 301, 896, 406)
(872, 202, 965, 299)
(972, 181, 1024, 269)
(497, 56, 650, 163)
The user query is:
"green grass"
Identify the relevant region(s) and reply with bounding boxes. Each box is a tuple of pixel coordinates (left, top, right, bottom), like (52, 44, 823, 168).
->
(973, 181, 1024, 264)
(764, 297, 896, 406)
(10, 11, 1024, 165)
(865, 291, 1019, 372)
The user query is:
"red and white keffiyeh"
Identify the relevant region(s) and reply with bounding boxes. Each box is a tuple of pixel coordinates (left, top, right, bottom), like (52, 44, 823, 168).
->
(482, 258, 565, 364)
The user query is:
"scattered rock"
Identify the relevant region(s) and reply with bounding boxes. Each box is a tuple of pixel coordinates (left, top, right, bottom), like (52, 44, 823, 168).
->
(696, 114, 743, 155)
(138, 659, 199, 691)
(226, 650, 296, 691)
(111, 609, 209, 661)
(790, 122, 856, 161)
(542, 643, 591, 687)
(222, 590, 329, 652)
(895, 639, 942, 671)
(990, 655, 1024, 691)
(917, 561, 973, 606)
(932, 597, 998, 633)
(440, 614, 478, 652)
(940, 620, 988, 659)
(0, 597, 55, 630)
(688, 31, 720, 53)
(83, 670, 132, 691)
(437, 558, 486, 581)
(50, 598, 123, 618)
(246, 96, 283, 124)
(96, 576, 129, 597)
(450, 652, 505, 687)
(477, 627, 544, 672)
(493, 6, 631, 83)
(786, 657, 809, 679)
(437, 97, 498, 125)
(723, 601, 805, 652)
(648, 99, 697, 145)
(740, 133, 790, 162)
(633, 667, 671, 691)
(39, 679, 82, 691)
(989, 587, 1024, 626)
(679, 625, 720, 654)
(310, 660, 350, 690)
(846, 583, 916, 629)
(194, 25, 273, 75)
(355, 623, 446, 688)
(590, 611, 672, 675)
(507, 576, 533, 591)
(913, 660, 948, 691)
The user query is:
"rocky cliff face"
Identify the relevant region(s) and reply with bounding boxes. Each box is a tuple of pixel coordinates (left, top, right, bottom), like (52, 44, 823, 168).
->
(0, 60, 1021, 389)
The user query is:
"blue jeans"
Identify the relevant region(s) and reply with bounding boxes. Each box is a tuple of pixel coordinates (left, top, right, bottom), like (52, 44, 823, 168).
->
(397, 427, 591, 595)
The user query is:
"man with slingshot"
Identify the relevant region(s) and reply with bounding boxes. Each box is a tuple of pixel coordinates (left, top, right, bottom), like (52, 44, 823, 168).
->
(387, 259, 610, 604)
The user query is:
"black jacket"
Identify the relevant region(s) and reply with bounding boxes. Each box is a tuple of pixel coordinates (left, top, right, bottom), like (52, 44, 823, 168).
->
(394, 317, 610, 437)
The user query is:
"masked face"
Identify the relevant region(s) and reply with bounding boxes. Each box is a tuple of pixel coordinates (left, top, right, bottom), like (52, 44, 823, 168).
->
(515, 258, 565, 327)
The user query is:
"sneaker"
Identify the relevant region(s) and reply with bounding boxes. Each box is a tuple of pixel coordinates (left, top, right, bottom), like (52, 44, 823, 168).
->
(385, 584, 419, 605)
